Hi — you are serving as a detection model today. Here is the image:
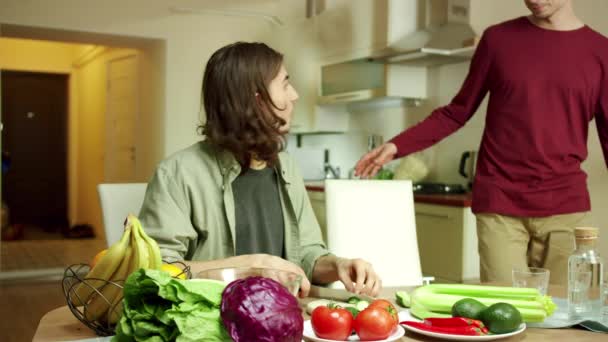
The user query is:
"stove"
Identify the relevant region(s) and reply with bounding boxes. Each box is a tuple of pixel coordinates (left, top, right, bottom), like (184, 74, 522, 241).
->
(413, 182, 467, 194)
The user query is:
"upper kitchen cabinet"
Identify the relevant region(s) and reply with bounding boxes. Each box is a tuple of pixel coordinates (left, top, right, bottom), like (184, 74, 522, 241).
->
(311, 0, 485, 67)
(319, 58, 427, 105)
(311, 0, 402, 63)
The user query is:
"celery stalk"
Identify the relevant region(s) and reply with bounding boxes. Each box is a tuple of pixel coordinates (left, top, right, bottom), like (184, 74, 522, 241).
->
(409, 284, 556, 323)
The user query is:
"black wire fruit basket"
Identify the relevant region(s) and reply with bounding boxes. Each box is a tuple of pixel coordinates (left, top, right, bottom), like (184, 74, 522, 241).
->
(62, 261, 192, 336)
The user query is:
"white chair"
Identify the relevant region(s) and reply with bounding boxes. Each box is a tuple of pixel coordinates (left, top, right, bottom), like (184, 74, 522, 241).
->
(97, 183, 147, 247)
(324, 179, 427, 287)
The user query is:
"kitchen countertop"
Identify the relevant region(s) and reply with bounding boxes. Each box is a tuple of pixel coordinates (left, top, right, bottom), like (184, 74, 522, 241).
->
(414, 192, 472, 207)
(305, 184, 325, 192)
(305, 183, 472, 208)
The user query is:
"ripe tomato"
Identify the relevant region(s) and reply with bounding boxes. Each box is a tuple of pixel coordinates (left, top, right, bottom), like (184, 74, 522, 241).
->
(311, 305, 354, 341)
(354, 306, 395, 341)
(369, 299, 399, 325)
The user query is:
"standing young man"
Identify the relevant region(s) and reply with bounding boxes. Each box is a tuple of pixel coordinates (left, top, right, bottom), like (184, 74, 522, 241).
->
(356, 0, 608, 285)
(140, 42, 381, 297)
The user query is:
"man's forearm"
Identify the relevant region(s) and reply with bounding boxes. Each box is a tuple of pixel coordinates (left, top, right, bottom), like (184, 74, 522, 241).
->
(311, 254, 339, 285)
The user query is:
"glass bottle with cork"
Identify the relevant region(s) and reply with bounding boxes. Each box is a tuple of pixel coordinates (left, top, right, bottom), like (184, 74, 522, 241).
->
(567, 227, 604, 320)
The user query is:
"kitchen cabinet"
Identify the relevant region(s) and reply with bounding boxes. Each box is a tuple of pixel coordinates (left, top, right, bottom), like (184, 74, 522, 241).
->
(414, 202, 480, 283)
(314, 0, 389, 62)
(319, 60, 428, 104)
(313, 0, 417, 63)
(307, 190, 327, 243)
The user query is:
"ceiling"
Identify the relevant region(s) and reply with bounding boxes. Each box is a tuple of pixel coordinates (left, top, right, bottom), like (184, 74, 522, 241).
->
(0, 0, 308, 28)
(0, 0, 309, 45)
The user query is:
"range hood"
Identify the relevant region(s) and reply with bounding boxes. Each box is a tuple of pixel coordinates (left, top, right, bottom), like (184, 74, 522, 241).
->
(316, 0, 480, 105)
(374, 0, 478, 66)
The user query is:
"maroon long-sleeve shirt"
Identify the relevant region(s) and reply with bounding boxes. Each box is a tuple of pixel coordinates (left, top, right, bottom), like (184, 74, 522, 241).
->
(390, 17, 608, 216)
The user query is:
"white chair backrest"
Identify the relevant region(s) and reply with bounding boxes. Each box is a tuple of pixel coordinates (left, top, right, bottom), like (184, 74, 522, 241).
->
(98, 183, 147, 247)
(324, 179, 423, 287)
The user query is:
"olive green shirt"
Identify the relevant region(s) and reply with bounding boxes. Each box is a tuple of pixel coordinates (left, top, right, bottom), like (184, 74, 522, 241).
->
(139, 141, 329, 279)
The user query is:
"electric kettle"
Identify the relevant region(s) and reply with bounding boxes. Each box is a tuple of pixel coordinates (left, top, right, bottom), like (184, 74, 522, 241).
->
(458, 150, 477, 189)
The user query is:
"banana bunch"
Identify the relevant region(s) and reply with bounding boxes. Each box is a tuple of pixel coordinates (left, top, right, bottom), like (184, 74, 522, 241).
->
(70, 214, 162, 324)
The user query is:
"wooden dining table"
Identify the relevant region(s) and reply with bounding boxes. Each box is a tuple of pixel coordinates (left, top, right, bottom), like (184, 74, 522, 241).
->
(33, 285, 606, 341)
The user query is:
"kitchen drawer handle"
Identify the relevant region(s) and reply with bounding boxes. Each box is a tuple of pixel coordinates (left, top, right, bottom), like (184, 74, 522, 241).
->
(415, 211, 451, 219)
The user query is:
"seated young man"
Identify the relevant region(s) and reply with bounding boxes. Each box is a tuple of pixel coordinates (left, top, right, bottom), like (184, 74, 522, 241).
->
(139, 42, 381, 297)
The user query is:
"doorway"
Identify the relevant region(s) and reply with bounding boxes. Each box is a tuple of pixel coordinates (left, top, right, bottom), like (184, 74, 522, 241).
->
(1, 70, 68, 239)
(0, 32, 164, 279)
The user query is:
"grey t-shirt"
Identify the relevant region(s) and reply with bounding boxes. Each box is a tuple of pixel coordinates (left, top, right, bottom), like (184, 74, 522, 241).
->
(232, 167, 285, 257)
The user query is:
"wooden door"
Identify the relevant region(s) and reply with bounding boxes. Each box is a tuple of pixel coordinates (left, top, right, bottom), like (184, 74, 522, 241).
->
(1, 71, 68, 227)
(104, 55, 138, 182)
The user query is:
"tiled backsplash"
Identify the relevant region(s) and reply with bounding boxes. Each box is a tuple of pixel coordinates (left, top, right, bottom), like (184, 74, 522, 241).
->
(286, 132, 371, 179)
(286, 96, 439, 181)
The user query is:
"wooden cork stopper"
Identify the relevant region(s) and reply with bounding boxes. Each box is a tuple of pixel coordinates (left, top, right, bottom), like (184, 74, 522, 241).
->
(574, 227, 599, 239)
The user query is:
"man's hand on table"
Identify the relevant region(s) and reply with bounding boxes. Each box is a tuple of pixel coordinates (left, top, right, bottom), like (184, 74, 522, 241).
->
(312, 255, 382, 297)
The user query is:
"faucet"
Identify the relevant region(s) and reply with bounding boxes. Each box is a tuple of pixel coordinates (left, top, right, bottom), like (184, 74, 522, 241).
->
(323, 149, 340, 179)
(367, 134, 384, 151)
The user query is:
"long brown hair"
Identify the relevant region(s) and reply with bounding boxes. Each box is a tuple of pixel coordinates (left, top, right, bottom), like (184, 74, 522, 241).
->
(199, 42, 286, 168)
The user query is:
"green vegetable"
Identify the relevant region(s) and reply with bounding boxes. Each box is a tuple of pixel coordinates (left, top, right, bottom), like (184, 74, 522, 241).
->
(346, 296, 369, 310)
(480, 303, 523, 334)
(395, 291, 411, 308)
(355, 300, 370, 311)
(451, 298, 487, 320)
(344, 307, 360, 318)
(347, 296, 362, 304)
(410, 284, 556, 323)
(112, 269, 230, 342)
(374, 169, 394, 180)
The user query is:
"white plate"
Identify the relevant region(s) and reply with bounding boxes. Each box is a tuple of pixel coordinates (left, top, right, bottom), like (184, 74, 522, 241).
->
(398, 310, 527, 341)
(302, 320, 405, 342)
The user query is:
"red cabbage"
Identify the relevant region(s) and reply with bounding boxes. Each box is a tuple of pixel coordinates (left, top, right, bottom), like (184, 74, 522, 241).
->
(220, 276, 303, 342)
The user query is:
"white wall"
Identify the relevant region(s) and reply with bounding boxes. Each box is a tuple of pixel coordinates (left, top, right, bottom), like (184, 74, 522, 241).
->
(0, 0, 275, 161)
(136, 41, 165, 182)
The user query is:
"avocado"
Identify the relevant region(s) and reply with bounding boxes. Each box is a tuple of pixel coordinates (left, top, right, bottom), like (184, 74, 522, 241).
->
(451, 298, 487, 320)
(480, 303, 523, 334)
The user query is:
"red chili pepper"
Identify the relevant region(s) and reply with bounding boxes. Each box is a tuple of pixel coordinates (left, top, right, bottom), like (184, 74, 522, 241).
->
(424, 317, 485, 329)
(401, 321, 486, 336)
